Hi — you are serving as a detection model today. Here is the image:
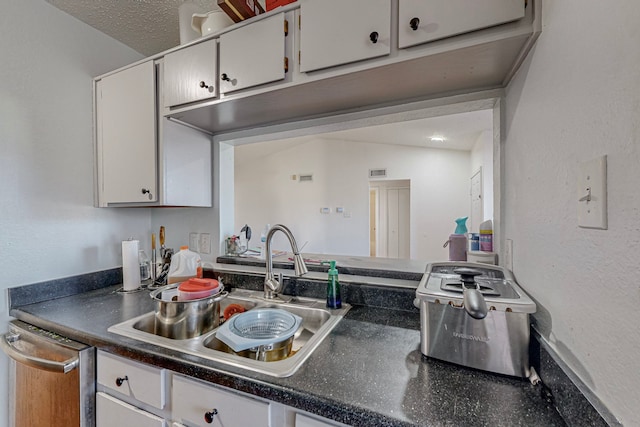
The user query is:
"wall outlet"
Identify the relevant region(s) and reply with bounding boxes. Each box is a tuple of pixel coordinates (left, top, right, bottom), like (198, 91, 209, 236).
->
(189, 232, 199, 252)
(199, 233, 211, 254)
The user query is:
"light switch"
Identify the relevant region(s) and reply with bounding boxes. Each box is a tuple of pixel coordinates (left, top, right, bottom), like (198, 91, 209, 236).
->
(577, 155, 607, 229)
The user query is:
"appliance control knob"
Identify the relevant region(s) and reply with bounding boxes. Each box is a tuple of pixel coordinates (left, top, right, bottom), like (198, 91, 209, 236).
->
(204, 409, 218, 423)
(453, 267, 483, 288)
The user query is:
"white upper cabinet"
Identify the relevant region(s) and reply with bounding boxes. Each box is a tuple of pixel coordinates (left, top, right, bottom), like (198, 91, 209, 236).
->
(97, 61, 157, 204)
(219, 12, 288, 94)
(299, 0, 391, 73)
(163, 39, 218, 107)
(398, 0, 525, 49)
(95, 60, 212, 208)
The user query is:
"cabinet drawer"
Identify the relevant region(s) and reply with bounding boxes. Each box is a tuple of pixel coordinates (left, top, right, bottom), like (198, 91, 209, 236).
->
(398, 0, 525, 49)
(97, 351, 166, 410)
(97, 392, 166, 427)
(296, 413, 342, 427)
(172, 375, 270, 426)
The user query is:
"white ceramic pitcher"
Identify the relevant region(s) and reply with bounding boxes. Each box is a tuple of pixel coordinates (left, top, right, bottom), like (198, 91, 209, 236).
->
(191, 10, 234, 37)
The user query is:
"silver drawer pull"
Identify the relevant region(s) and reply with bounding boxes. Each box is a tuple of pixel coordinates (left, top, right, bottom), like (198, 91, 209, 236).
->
(0, 332, 79, 374)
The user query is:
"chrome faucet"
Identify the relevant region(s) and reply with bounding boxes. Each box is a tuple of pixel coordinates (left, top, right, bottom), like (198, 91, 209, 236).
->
(264, 224, 308, 299)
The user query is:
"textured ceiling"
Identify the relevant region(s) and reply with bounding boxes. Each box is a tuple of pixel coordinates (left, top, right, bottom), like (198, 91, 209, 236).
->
(45, 0, 222, 56)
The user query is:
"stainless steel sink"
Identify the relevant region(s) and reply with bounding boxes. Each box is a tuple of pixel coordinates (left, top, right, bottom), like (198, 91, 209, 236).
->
(108, 289, 350, 377)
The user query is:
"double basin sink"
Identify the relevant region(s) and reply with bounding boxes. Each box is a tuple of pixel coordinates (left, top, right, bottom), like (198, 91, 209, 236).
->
(108, 288, 351, 377)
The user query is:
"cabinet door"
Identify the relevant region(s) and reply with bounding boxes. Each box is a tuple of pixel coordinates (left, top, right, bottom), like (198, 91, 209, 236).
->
(296, 413, 342, 427)
(299, 0, 391, 72)
(163, 39, 218, 107)
(97, 351, 166, 410)
(97, 392, 166, 427)
(97, 61, 157, 204)
(398, 0, 525, 49)
(172, 375, 269, 427)
(219, 12, 287, 94)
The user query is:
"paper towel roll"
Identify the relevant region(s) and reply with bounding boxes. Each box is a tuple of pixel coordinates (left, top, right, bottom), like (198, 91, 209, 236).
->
(122, 240, 141, 291)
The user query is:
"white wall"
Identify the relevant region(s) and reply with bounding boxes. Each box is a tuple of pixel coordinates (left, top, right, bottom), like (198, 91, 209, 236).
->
(234, 138, 470, 261)
(470, 129, 494, 228)
(0, 2, 146, 426)
(503, 1, 640, 424)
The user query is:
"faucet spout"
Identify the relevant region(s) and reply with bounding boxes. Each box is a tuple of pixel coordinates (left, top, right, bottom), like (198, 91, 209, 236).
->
(264, 224, 308, 299)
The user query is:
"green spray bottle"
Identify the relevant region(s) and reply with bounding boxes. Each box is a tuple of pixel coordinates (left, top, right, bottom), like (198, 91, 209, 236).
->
(323, 260, 342, 309)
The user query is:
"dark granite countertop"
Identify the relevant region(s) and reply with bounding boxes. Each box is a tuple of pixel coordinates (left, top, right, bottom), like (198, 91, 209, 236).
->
(9, 278, 567, 426)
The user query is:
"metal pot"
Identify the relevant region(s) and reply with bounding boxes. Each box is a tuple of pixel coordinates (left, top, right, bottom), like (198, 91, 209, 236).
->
(150, 284, 228, 339)
(215, 335, 294, 361)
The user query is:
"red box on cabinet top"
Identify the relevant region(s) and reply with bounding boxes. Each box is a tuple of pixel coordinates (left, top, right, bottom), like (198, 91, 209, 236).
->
(266, 0, 297, 12)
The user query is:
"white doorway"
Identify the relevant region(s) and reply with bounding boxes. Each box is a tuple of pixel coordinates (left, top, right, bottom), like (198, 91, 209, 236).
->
(470, 167, 483, 233)
(370, 180, 410, 258)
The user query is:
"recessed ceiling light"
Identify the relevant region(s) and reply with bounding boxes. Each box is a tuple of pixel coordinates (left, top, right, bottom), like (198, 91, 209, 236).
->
(430, 136, 445, 142)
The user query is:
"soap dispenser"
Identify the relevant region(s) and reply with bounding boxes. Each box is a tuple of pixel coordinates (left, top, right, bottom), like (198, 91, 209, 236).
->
(324, 260, 342, 309)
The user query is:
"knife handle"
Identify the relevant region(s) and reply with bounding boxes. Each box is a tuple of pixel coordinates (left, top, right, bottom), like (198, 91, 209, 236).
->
(159, 226, 165, 246)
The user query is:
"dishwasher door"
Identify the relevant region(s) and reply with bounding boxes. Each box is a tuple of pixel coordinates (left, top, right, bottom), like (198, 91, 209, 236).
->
(1, 320, 95, 427)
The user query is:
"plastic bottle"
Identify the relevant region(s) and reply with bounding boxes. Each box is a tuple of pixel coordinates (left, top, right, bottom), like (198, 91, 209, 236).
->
(479, 219, 493, 252)
(259, 224, 270, 260)
(445, 217, 468, 261)
(168, 246, 202, 284)
(324, 260, 342, 309)
(138, 249, 150, 280)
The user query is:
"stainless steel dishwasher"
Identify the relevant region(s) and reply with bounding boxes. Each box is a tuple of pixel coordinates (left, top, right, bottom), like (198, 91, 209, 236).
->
(1, 320, 95, 427)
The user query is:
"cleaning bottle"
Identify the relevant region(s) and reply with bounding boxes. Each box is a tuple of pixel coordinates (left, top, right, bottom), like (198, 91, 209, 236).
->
(479, 219, 493, 252)
(168, 246, 202, 284)
(324, 260, 341, 309)
(444, 217, 468, 261)
(259, 224, 270, 260)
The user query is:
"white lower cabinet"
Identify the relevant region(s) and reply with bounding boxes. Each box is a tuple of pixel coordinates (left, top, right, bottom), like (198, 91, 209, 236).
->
(97, 350, 167, 410)
(97, 392, 166, 427)
(96, 350, 347, 426)
(172, 374, 270, 426)
(96, 351, 170, 426)
(295, 413, 344, 427)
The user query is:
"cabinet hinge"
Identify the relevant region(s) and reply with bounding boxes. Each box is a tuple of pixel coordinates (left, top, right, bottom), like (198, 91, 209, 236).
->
(284, 57, 289, 73)
(284, 19, 288, 37)
(298, 15, 301, 30)
(298, 50, 301, 65)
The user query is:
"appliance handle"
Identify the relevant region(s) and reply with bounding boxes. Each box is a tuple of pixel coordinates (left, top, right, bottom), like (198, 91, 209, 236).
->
(0, 332, 79, 374)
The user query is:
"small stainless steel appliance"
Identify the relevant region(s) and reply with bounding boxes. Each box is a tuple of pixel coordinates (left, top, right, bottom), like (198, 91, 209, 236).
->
(415, 262, 536, 377)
